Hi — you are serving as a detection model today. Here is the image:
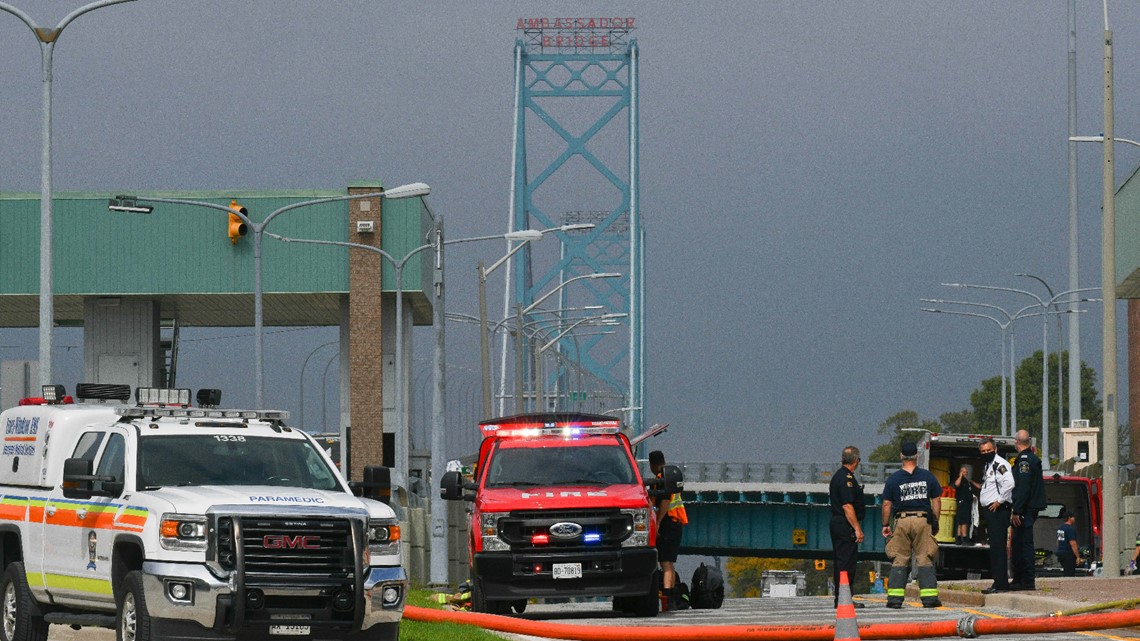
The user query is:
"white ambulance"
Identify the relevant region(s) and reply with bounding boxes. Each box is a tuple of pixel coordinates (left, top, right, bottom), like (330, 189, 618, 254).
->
(0, 384, 405, 641)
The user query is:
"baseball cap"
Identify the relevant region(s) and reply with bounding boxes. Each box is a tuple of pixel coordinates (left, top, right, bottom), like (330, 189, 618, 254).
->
(900, 441, 918, 456)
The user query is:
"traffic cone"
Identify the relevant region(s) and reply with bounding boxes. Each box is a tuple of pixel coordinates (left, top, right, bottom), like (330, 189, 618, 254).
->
(834, 570, 860, 640)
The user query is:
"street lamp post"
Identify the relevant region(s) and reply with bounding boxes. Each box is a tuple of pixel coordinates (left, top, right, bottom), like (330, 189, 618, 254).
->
(1, 0, 139, 385)
(299, 341, 336, 431)
(531, 313, 625, 410)
(943, 283, 1098, 468)
(921, 306, 1017, 435)
(108, 182, 429, 408)
(476, 225, 596, 418)
(516, 274, 622, 412)
(1017, 273, 1071, 466)
(1068, 3, 1124, 571)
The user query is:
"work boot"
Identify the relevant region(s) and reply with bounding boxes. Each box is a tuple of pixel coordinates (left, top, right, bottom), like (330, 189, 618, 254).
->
(922, 598, 943, 608)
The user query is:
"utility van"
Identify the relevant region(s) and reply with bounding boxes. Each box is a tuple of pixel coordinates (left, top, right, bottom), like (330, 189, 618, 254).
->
(439, 413, 682, 616)
(0, 384, 405, 641)
(913, 431, 1102, 577)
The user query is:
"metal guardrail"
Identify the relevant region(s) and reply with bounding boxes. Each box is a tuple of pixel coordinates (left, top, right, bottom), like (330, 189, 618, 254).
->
(676, 461, 901, 485)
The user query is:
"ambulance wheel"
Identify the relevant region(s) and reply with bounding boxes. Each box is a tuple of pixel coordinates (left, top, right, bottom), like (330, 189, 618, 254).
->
(0, 562, 48, 641)
(117, 571, 152, 641)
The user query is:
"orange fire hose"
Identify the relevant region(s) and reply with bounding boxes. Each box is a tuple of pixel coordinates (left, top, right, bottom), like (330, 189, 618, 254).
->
(405, 603, 1140, 640)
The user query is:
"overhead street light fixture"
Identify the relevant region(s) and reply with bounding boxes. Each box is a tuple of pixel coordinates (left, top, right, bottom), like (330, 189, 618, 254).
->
(107, 196, 153, 214)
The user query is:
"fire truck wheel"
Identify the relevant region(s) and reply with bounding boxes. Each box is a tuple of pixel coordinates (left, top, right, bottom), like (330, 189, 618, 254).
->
(117, 571, 152, 641)
(0, 562, 48, 641)
(632, 590, 659, 618)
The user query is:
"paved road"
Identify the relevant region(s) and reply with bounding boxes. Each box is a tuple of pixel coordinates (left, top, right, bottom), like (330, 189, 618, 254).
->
(492, 595, 1140, 641)
(44, 595, 1140, 640)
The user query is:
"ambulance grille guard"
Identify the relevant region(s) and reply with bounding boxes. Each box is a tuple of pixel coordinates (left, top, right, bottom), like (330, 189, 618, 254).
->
(213, 515, 357, 587)
(497, 509, 632, 549)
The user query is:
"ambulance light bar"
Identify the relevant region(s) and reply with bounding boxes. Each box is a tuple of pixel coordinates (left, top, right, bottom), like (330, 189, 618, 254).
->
(117, 407, 289, 421)
(480, 420, 620, 439)
(42, 385, 66, 404)
(136, 388, 192, 407)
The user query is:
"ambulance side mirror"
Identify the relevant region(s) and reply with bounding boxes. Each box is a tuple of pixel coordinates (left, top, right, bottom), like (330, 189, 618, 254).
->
(62, 458, 119, 499)
(62, 458, 95, 500)
(349, 465, 392, 504)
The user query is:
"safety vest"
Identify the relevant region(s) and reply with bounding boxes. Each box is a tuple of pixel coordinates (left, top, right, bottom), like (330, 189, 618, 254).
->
(663, 489, 688, 525)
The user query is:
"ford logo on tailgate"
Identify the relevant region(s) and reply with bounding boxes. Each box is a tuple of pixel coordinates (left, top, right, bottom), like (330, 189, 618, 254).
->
(549, 522, 583, 539)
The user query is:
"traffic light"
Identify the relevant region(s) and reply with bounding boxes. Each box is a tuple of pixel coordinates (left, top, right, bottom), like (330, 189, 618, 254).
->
(228, 200, 248, 244)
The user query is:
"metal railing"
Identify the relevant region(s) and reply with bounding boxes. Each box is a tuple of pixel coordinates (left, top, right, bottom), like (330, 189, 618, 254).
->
(675, 461, 901, 485)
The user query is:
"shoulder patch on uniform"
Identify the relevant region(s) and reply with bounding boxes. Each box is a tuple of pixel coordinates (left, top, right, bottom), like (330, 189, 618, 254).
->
(1018, 461, 1030, 473)
(997, 464, 1007, 474)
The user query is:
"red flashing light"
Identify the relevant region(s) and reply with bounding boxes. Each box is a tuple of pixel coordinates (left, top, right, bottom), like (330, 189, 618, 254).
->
(18, 395, 74, 406)
(481, 419, 621, 439)
(530, 533, 550, 545)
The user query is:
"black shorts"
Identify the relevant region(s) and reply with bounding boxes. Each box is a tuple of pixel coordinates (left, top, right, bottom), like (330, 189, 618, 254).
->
(656, 517, 683, 562)
(955, 503, 972, 526)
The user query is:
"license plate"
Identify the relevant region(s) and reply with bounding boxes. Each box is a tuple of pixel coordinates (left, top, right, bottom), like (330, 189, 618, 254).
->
(553, 562, 582, 579)
(269, 625, 311, 636)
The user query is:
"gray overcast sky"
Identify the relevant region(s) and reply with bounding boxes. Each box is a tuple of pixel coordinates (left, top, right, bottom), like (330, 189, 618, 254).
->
(1, 1, 1135, 463)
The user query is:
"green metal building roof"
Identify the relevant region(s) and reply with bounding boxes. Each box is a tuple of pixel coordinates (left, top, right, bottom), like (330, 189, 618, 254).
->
(0, 186, 434, 327)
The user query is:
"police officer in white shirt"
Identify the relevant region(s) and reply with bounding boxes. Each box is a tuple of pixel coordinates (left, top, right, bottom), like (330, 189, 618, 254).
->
(971, 437, 1014, 593)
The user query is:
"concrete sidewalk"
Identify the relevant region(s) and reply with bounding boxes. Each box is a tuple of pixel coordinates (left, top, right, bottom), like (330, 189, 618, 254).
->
(905, 575, 1140, 615)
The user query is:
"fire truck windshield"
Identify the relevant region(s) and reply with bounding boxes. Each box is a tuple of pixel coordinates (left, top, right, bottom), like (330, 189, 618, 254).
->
(137, 435, 341, 490)
(485, 442, 636, 488)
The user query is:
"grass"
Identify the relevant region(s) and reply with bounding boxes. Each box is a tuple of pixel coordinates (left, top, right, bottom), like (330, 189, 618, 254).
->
(400, 589, 503, 641)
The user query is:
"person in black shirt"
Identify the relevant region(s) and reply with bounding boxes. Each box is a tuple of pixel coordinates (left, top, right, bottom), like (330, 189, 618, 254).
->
(1010, 429, 1046, 590)
(828, 446, 865, 608)
(952, 464, 974, 545)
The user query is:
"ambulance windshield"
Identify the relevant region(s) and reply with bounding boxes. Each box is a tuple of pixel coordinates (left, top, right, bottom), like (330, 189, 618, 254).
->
(485, 442, 636, 488)
(137, 435, 340, 490)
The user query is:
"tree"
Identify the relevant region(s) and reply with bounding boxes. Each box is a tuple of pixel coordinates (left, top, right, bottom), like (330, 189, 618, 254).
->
(970, 351, 1102, 462)
(866, 408, 948, 458)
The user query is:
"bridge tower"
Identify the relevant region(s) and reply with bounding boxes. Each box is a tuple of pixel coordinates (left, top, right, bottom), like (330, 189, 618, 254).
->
(503, 17, 644, 435)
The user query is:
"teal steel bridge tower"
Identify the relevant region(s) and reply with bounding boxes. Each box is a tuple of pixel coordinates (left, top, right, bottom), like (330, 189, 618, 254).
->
(505, 18, 644, 435)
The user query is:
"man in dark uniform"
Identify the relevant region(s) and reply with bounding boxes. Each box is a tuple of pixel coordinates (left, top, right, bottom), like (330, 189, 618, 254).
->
(828, 445, 865, 608)
(881, 441, 942, 609)
(1010, 429, 1046, 590)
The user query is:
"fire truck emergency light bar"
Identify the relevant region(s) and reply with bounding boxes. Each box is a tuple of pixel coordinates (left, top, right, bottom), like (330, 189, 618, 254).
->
(117, 407, 290, 421)
(480, 420, 621, 439)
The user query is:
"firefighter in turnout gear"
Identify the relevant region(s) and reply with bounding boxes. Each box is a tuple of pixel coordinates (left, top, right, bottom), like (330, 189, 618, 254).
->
(880, 441, 943, 609)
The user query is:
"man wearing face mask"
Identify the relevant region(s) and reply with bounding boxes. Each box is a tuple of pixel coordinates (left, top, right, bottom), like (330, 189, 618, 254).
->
(972, 437, 1014, 594)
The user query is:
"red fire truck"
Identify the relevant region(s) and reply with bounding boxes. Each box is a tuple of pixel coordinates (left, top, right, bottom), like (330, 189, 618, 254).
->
(439, 413, 682, 615)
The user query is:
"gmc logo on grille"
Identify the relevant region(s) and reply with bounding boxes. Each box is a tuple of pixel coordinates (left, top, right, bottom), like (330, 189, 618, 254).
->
(263, 535, 320, 550)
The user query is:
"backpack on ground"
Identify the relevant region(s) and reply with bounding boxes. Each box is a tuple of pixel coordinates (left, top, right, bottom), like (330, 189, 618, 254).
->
(690, 563, 724, 609)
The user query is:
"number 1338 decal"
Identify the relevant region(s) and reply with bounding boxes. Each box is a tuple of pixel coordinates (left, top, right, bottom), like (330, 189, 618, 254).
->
(214, 435, 246, 442)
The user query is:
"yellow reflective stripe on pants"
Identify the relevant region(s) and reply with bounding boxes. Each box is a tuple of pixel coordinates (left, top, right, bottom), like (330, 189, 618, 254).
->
(887, 588, 906, 596)
(919, 588, 939, 597)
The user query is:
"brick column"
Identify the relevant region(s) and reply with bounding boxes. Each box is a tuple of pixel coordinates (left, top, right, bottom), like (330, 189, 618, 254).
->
(348, 185, 384, 481)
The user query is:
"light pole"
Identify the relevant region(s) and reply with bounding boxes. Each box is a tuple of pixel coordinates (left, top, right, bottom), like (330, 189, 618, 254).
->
(1, 0, 139, 385)
(299, 341, 336, 431)
(944, 283, 1098, 468)
(921, 305, 1021, 435)
(108, 182, 430, 409)
(274, 223, 555, 587)
(1069, 0, 1124, 570)
(531, 313, 626, 411)
(1016, 273, 1071, 466)
(477, 224, 595, 417)
(514, 274, 622, 412)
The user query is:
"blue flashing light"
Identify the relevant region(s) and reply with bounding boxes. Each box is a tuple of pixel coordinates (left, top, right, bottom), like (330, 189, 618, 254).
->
(583, 533, 602, 544)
